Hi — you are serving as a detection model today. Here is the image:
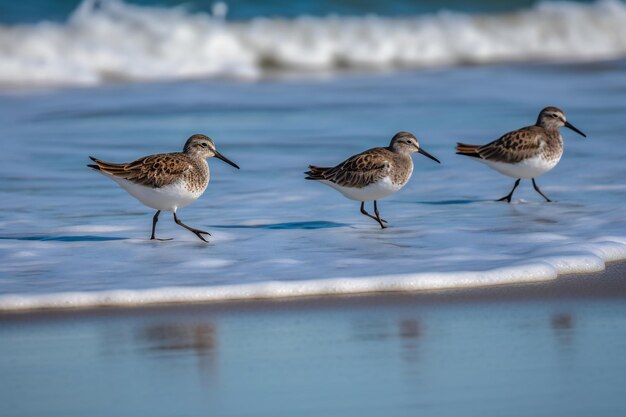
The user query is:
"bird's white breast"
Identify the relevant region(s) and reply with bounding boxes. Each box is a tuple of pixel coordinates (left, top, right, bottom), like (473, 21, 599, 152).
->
(480, 154, 561, 179)
(108, 176, 205, 211)
(322, 176, 405, 201)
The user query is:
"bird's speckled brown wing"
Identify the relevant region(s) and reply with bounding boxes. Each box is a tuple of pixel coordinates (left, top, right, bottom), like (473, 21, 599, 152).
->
(306, 148, 391, 188)
(476, 126, 546, 163)
(88, 153, 192, 188)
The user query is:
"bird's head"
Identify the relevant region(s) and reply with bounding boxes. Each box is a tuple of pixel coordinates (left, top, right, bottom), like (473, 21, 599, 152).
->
(183, 134, 240, 169)
(389, 131, 440, 163)
(536, 107, 586, 137)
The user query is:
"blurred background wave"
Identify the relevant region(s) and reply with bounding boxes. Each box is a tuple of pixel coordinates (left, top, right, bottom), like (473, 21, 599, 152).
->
(0, 0, 625, 87)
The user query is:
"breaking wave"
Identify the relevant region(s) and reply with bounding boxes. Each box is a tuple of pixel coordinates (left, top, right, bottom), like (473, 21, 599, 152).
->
(1, 0, 626, 86)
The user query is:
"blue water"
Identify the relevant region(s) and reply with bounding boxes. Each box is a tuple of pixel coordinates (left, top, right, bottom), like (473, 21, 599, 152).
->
(1, 59, 626, 309)
(0, 0, 597, 23)
(0, 0, 626, 309)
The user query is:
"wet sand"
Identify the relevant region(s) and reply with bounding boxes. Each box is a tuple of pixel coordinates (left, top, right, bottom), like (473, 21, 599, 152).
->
(1, 263, 626, 417)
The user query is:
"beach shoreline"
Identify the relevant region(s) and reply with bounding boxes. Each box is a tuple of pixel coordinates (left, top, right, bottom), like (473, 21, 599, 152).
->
(3, 257, 625, 417)
(2, 260, 624, 320)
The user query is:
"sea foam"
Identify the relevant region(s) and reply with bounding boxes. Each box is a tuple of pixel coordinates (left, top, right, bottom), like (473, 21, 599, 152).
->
(1, 0, 626, 86)
(1, 239, 625, 312)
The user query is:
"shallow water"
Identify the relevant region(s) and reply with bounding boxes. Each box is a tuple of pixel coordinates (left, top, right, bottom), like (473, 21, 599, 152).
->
(1, 58, 626, 308)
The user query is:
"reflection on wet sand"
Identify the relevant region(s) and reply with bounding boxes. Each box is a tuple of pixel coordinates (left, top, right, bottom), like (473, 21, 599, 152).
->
(551, 313, 575, 350)
(551, 313, 574, 330)
(138, 322, 219, 381)
(399, 319, 421, 339)
(139, 323, 217, 355)
(351, 317, 423, 365)
(398, 319, 422, 365)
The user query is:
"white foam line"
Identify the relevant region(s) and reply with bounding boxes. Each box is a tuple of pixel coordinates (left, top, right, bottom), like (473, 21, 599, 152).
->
(0, 263, 557, 312)
(2, 239, 625, 313)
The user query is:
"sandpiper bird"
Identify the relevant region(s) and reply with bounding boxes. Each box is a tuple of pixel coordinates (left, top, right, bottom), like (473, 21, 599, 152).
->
(305, 131, 440, 228)
(87, 134, 239, 242)
(455, 107, 586, 203)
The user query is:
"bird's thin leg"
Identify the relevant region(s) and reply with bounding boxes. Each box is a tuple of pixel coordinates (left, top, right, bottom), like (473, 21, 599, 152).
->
(173, 212, 211, 242)
(532, 178, 552, 202)
(150, 210, 160, 240)
(360, 202, 388, 224)
(150, 210, 173, 241)
(497, 179, 521, 203)
(373, 201, 387, 229)
(360, 201, 377, 221)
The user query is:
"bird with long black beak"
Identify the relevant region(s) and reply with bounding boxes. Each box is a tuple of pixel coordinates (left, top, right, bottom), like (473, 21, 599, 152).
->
(456, 106, 586, 202)
(305, 131, 440, 228)
(88, 134, 239, 242)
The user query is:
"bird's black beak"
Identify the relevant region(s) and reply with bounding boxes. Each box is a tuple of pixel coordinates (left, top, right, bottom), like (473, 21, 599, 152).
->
(564, 121, 586, 138)
(418, 147, 441, 164)
(214, 150, 240, 169)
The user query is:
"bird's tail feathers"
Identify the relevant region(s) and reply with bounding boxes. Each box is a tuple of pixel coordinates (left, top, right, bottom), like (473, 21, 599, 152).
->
(455, 143, 482, 158)
(87, 156, 128, 174)
(304, 165, 331, 180)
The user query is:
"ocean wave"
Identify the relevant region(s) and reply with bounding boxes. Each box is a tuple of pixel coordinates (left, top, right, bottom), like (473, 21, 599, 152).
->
(1, 239, 625, 312)
(1, 0, 626, 86)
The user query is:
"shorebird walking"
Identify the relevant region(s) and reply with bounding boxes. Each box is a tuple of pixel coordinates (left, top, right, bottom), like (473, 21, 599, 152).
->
(88, 134, 239, 242)
(305, 131, 440, 228)
(456, 107, 586, 203)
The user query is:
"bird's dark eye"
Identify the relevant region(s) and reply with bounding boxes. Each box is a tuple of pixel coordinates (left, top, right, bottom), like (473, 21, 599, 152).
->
(551, 114, 558, 118)
(201, 143, 208, 147)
